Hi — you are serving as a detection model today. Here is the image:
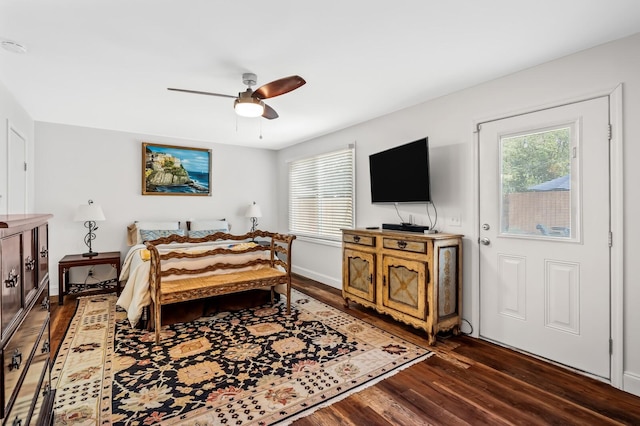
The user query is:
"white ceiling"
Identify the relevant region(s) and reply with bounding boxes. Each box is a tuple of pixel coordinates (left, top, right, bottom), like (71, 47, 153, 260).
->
(1, 1, 639, 150)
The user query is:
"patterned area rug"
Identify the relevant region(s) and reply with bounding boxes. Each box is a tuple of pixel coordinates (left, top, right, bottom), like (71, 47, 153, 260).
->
(53, 290, 432, 425)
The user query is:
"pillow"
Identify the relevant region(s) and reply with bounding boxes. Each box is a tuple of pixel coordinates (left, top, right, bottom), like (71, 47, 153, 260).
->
(189, 220, 229, 232)
(126, 223, 138, 246)
(133, 221, 181, 245)
(187, 229, 228, 238)
(139, 228, 185, 242)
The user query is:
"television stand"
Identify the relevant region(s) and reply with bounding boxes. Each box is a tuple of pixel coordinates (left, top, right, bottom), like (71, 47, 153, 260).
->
(382, 223, 430, 233)
(342, 228, 463, 344)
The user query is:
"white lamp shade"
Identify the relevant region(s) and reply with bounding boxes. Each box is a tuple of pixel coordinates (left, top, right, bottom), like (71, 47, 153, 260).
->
(74, 203, 105, 222)
(234, 98, 265, 117)
(245, 202, 262, 218)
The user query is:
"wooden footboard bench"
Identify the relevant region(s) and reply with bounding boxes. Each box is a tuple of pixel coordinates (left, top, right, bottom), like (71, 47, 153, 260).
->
(145, 230, 295, 343)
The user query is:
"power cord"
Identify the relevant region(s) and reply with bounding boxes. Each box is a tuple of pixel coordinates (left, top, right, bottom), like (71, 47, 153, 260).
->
(425, 201, 438, 230)
(460, 318, 474, 336)
(394, 203, 406, 224)
(394, 201, 439, 230)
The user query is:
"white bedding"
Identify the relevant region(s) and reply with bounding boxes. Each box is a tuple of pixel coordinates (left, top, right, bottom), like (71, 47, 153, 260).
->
(116, 241, 271, 327)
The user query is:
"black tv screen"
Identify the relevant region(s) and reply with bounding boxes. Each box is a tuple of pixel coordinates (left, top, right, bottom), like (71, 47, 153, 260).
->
(369, 138, 431, 203)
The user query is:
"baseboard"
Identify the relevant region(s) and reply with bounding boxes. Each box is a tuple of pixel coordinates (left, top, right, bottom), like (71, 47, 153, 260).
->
(291, 266, 341, 289)
(623, 371, 640, 397)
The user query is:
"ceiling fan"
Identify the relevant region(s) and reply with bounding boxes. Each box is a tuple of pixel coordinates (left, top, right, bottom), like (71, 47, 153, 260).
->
(168, 73, 306, 120)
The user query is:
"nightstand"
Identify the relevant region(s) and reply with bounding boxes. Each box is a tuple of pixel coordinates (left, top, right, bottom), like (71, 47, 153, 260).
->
(58, 251, 122, 305)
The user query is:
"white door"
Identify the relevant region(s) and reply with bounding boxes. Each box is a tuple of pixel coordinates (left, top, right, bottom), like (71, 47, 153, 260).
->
(8, 125, 27, 214)
(479, 96, 610, 379)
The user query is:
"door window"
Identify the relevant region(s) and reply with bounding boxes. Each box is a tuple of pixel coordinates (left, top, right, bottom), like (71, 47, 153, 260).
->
(499, 125, 577, 241)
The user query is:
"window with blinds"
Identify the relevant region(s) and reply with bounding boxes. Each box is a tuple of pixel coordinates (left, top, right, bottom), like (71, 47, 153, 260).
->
(288, 147, 355, 240)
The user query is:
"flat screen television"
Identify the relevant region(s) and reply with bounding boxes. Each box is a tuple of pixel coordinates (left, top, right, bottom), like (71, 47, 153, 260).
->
(369, 137, 432, 203)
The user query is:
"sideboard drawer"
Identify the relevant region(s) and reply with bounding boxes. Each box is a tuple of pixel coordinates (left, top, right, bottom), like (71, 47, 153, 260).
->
(343, 233, 376, 247)
(383, 237, 427, 254)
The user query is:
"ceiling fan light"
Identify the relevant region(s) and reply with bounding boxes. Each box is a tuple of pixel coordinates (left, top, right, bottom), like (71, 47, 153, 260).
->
(234, 98, 264, 117)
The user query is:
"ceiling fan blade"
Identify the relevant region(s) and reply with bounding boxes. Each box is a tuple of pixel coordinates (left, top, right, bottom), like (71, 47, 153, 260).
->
(262, 104, 279, 120)
(167, 88, 236, 99)
(252, 75, 306, 100)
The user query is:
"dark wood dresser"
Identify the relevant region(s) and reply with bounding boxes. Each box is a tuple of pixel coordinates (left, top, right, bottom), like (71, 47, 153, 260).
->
(0, 214, 54, 425)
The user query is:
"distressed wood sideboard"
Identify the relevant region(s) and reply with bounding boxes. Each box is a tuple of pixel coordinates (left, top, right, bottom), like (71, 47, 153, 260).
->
(342, 228, 462, 344)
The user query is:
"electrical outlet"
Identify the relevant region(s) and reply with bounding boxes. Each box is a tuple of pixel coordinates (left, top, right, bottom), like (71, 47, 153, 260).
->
(448, 214, 462, 227)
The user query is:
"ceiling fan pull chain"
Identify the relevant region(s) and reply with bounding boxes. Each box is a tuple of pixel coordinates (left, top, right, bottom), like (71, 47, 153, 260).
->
(259, 120, 263, 140)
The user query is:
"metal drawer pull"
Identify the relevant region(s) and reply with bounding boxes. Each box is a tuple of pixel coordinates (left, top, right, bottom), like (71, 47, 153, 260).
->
(353, 235, 360, 243)
(25, 256, 36, 271)
(397, 240, 407, 249)
(9, 349, 22, 371)
(40, 247, 48, 258)
(5, 269, 19, 288)
(41, 298, 50, 311)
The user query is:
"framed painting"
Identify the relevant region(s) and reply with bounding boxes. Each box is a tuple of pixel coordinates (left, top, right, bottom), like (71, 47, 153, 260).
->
(142, 142, 212, 196)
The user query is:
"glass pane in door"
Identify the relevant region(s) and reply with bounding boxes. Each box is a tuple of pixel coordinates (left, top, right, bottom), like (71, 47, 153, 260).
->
(500, 126, 573, 239)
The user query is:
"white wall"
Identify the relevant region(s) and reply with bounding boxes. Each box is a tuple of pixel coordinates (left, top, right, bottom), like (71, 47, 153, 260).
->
(0, 79, 35, 214)
(276, 32, 640, 395)
(33, 122, 279, 296)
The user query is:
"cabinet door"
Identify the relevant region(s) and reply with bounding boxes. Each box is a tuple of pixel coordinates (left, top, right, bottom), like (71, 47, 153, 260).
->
(37, 224, 49, 287)
(30, 357, 52, 426)
(4, 341, 49, 426)
(23, 229, 38, 303)
(435, 243, 460, 319)
(343, 249, 376, 303)
(1, 234, 23, 336)
(381, 255, 427, 319)
(2, 287, 46, 416)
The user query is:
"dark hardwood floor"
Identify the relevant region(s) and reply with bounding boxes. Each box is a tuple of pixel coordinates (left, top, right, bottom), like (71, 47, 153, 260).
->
(50, 275, 640, 425)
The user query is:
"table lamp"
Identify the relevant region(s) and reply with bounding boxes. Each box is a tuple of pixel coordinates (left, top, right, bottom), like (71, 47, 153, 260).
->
(245, 201, 262, 232)
(74, 199, 105, 257)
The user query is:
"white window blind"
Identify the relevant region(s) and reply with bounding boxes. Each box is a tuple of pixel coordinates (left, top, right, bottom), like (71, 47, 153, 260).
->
(289, 147, 355, 240)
